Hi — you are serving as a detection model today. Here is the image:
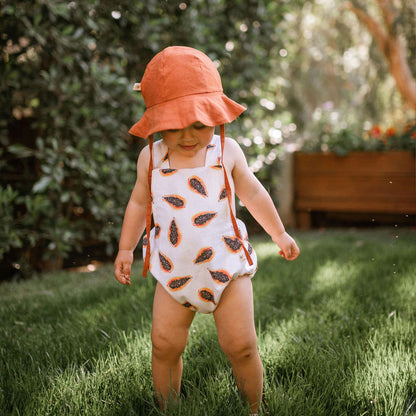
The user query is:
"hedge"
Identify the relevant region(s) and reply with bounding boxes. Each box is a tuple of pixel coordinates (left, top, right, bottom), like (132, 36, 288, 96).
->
(1, 0, 294, 274)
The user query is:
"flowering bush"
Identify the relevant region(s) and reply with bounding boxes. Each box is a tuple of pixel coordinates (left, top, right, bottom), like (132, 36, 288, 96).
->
(301, 121, 416, 155)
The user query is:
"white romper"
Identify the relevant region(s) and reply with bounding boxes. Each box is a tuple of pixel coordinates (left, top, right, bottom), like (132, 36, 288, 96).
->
(143, 134, 257, 313)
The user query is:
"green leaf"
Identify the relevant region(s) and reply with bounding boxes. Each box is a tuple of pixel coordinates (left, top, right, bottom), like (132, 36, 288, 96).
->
(30, 98, 40, 108)
(33, 177, 52, 193)
(7, 144, 34, 158)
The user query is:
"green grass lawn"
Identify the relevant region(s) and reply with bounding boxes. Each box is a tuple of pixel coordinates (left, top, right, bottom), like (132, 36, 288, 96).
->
(1, 228, 415, 416)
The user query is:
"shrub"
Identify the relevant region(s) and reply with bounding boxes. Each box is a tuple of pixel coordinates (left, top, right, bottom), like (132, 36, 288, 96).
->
(1, 0, 294, 274)
(300, 121, 416, 156)
(1, 1, 141, 272)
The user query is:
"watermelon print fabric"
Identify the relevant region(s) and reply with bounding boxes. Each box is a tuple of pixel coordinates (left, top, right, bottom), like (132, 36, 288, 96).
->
(143, 135, 257, 313)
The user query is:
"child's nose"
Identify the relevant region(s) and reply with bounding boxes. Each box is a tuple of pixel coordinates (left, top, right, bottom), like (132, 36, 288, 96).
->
(182, 126, 193, 139)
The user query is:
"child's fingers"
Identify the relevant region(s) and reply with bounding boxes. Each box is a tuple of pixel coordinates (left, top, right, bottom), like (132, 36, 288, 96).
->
(287, 244, 300, 261)
(282, 248, 292, 260)
(280, 245, 299, 261)
(121, 264, 131, 285)
(121, 272, 131, 285)
(115, 262, 131, 285)
(123, 262, 131, 278)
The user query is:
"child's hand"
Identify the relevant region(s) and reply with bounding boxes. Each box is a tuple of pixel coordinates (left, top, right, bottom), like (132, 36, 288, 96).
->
(274, 232, 300, 261)
(114, 250, 134, 285)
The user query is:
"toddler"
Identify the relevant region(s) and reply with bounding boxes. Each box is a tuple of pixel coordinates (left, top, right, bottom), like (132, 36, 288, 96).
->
(114, 46, 299, 414)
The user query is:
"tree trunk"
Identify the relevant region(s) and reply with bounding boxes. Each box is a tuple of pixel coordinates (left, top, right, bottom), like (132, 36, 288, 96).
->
(346, 0, 416, 110)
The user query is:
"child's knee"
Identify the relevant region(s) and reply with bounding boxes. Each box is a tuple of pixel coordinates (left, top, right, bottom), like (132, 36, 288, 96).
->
(151, 327, 188, 359)
(220, 338, 258, 363)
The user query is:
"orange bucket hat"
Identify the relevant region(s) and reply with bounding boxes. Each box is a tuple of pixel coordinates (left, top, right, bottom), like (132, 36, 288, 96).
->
(129, 46, 246, 138)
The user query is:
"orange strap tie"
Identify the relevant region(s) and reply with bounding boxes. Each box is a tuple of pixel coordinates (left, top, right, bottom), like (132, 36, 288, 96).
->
(220, 125, 253, 266)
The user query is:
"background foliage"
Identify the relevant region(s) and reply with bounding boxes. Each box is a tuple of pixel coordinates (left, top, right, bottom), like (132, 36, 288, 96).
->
(1, 0, 415, 275)
(0, 0, 300, 274)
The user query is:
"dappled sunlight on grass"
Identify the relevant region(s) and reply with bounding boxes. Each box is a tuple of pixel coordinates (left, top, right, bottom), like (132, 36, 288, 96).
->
(310, 260, 350, 291)
(348, 335, 416, 415)
(35, 331, 155, 415)
(252, 228, 416, 415)
(1, 229, 415, 415)
(0, 265, 158, 415)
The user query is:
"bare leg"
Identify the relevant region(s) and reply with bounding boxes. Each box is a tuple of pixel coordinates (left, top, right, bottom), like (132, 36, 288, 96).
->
(214, 277, 263, 414)
(151, 282, 195, 409)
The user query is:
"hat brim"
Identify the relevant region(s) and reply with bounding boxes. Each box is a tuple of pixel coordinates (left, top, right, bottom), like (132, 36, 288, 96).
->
(129, 92, 246, 138)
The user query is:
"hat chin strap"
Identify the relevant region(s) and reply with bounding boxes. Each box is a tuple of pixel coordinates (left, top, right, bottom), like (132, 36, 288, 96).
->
(142, 126, 252, 278)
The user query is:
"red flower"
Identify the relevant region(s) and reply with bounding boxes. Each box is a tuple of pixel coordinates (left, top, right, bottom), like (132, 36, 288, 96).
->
(385, 127, 397, 137)
(369, 125, 382, 138)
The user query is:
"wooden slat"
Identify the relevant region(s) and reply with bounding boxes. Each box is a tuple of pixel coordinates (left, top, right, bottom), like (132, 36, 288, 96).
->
(294, 151, 416, 217)
(294, 151, 415, 175)
(295, 199, 416, 214)
(295, 176, 415, 199)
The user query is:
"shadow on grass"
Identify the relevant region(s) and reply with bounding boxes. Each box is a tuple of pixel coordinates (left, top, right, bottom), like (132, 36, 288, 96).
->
(252, 228, 416, 415)
(1, 228, 415, 415)
(0, 266, 158, 415)
(254, 228, 415, 323)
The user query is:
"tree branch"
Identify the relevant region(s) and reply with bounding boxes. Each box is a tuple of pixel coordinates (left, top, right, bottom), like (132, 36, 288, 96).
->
(345, 1, 416, 110)
(345, 2, 388, 55)
(376, 0, 395, 35)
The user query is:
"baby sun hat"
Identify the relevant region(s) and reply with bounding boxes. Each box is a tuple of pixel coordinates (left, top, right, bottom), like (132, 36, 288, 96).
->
(129, 46, 252, 277)
(129, 45, 246, 138)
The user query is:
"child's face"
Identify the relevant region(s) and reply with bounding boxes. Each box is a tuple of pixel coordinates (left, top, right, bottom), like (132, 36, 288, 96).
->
(161, 122, 215, 158)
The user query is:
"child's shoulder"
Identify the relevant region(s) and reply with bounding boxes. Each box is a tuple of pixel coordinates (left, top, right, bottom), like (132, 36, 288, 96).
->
(204, 134, 242, 164)
(223, 136, 245, 161)
(221, 135, 248, 174)
(138, 139, 167, 163)
(224, 135, 241, 150)
(136, 143, 151, 175)
(211, 134, 242, 153)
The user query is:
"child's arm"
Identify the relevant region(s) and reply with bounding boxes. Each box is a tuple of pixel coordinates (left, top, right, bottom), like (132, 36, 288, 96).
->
(226, 138, 300, 261)
(114, 146, 150, 284)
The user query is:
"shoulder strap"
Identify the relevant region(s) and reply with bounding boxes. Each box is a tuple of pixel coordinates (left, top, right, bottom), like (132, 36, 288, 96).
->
(205, 134, 221, 166)
(142, 135, 153, 277)
(220, 125, 253, 266)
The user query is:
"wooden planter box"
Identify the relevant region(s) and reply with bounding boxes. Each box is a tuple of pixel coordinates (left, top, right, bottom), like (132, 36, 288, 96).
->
(294, 151, 416, 229)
